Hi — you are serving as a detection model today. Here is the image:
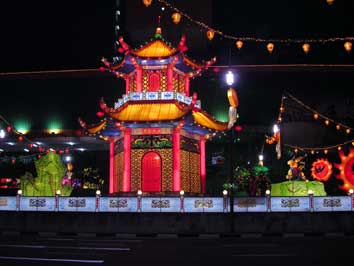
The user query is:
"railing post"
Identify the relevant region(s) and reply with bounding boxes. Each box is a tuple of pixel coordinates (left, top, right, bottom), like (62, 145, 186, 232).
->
(95, 190, 101, 212)
(308, 190, 314, 212)
(222, 190, 228, 213)
(265, 189, 271, 212)
(137, 190, 142, 212)
(179, 190, 185, 213)
(16, 190, 22, 211)
(55, 190, 61, 212)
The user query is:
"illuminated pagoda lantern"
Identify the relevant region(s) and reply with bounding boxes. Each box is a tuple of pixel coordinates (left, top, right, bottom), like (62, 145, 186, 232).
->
(80, 27, 237, 194)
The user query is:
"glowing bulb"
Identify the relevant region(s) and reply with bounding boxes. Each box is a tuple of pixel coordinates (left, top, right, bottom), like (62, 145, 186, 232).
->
(307, 189, 313, 195)
(346, 129, 351, 134)
(225, 71, 234, 86)
(265, 189, 271, 195)
(96, 190, 101, 196)
(179, 190, 185, 196)
(0, 129, 5, 139)
(56, 190, 61, 195)
(222, 190, 228, 196)
(273, 124, 279, 134)
(137, 190, 143, 196)
(325, 120, 330, 126)
(336, 125, 341, 130)
(17, 189, 23, 195)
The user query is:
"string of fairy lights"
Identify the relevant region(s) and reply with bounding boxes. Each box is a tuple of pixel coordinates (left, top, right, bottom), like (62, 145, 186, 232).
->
(275, 92, 354, 154)
(142, 0, 354, 54)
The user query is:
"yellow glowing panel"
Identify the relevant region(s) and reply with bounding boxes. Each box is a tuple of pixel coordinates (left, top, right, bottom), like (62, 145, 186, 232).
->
(192, 111, 228, 131)
(110, 103, 188, 121)
(131, 40, 176, 58)
(86, 120, 107, 134)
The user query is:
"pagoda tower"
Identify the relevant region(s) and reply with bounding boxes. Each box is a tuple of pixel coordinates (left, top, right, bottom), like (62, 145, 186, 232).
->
(79, 27, 238, 195)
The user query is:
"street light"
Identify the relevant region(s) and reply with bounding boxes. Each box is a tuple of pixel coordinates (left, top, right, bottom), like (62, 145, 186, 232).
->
(226, 70, 235, 213)
(225, 71, 234, 86)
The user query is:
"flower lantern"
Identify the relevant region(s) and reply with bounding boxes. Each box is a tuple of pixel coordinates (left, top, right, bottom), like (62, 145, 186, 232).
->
(171, 13, 181, 24)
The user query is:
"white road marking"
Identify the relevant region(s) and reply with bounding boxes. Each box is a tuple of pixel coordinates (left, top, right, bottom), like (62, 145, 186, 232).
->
(0, 244, 130, 251)
(232, 254, 296, 257)
(0, 256, 104, 263)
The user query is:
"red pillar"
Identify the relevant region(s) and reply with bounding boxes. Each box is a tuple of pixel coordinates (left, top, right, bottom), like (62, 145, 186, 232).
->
(200, 137, 206, 194)
(109, 137, 114, 194)
(125, 76, 130, 94)
(136, 68, 143, 92)
(123, 128, 131, 192)
(173, 128, 181, 192)
(185, 75, 190, 96)
(167, 66, 173, 91)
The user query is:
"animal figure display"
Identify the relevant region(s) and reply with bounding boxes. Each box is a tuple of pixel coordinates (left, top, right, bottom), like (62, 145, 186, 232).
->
(20, 152, 73, 196)
(286, 156, 307, 181)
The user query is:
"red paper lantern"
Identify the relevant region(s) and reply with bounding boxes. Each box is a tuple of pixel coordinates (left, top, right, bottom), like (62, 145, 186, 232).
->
(6, 126, 12, 133)
(29, 143, 33, 149)
(18, 135, 23, 142)
(38, 146, 43, 152)
(96, 111, 105, 118)
(65, 148, 70, 154)
(235, 125, 243, 132)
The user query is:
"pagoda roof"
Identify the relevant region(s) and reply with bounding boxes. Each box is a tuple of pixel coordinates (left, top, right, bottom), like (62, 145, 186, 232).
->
(130, 39, 177, 58)
(102, 30, 215, 76)
(80, 91, 231, 137)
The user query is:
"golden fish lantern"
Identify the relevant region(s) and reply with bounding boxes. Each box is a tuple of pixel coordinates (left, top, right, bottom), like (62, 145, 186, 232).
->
(206, 30, 215, 40)
(267, 43, 274, 53)
(302, 43, 310, 54)
(236, 40, 243, 50)
(344, 42, 352, 53)
(171, 13, 181, 24)
(143, 0, 152, 7)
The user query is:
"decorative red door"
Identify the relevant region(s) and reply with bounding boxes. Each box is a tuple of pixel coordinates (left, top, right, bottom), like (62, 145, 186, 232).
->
(142, 152, 161, 192)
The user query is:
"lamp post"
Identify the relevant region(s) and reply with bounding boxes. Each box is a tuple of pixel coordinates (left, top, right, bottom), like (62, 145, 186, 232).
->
(95, 190, 101, 212)
(226, 70, 235, 213)
(179, 190, 185, 212)
(308, 189, 314, 212)
(55, 189, 61, 212)
(16, 189, 22, 211)
(137, 190, 142, 212)
(222, 190, 228, 212)
(348, 189, 353, 211)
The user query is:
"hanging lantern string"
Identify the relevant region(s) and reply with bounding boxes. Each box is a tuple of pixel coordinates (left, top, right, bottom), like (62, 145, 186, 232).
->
(284, 137, 354, 152)
(157, 0, 354, 43)
(284, 92, 354, 131)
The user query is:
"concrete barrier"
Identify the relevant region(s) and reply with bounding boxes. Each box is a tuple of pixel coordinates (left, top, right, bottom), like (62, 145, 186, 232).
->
(1, 211, 354, 235)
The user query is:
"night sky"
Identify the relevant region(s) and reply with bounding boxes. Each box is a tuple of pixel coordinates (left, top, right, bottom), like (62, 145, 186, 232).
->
(0, 0, 353, 131)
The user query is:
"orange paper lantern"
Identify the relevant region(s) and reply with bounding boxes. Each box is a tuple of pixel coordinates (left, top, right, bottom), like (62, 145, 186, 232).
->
(267, 43, 274, 53)
(236, 40, 243, 50)
(171, 13, 181, 24)
(206, 30, 215, 40)
(344, 42, 352, 53)
(302, 43, 310, 54)
(143, 0, 152, 7)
